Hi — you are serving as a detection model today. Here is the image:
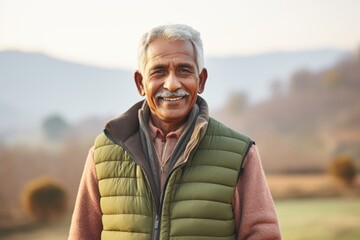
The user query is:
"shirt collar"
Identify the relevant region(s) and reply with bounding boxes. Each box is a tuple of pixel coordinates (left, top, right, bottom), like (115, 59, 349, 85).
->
(148, 118, 185, 142)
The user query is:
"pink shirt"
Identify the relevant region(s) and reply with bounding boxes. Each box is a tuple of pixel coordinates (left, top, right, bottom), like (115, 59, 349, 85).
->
(69, 128, 281, 239)
(148, 119, 185, 188)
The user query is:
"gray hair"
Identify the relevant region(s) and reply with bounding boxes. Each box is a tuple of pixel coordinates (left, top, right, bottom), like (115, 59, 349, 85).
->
(137, 24, 204, 74)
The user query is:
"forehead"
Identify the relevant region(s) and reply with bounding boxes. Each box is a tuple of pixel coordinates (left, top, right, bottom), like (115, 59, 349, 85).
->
(145, 38, 196, 68)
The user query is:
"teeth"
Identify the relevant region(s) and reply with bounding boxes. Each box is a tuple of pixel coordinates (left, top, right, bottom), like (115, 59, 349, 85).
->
(163, 97, 183, 101)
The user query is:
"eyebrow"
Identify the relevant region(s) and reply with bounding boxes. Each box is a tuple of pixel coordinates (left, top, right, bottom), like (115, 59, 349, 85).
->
(178, 63, 195, 69)
(148, 62, 196, 72)
(149, 64, 167, 72)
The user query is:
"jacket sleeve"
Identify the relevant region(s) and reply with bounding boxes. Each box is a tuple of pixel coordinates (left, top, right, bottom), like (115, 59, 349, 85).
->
(68, 147, 103, 240)
(233, 144, 281, 240)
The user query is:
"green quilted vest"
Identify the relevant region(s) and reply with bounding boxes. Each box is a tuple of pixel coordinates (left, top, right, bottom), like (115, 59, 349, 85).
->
(94, 118, 252, 240)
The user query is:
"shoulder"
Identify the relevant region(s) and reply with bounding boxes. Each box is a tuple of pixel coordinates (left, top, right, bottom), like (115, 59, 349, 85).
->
(203, 118, 254, 158)
(94, 132, 114, 150)
(207, 117, 252, 144)
(242, 144, 263, 170)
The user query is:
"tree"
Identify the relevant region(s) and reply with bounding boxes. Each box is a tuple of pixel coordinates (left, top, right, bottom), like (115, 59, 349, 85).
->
(42, 114, 69, 141)
(322, 69, 342, 89)
(223, 91, 248, 115)
(270, 78, 284, 98)
(328, 155, 357, 186)
(290, 69, 315, 92)
(21, 177, 68, 221)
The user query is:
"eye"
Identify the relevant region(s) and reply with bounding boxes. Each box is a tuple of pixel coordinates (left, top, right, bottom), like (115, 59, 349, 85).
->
(177, 67, 192, 75)
(151, 68, 166, 77)
(179, 68, 189, 73)
(155, 69, 165, 74)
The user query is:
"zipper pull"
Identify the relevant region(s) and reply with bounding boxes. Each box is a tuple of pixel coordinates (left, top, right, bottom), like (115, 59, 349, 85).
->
(154, 215, 160, 230)
(153, 215, 160, 240)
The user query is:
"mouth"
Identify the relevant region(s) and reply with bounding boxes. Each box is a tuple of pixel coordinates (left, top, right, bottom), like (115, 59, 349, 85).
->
(161, 96, 184, 101)
(156, 89, 189, 102)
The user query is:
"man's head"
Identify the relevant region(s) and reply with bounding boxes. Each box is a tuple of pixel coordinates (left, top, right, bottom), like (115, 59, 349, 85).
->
(134, 24, 207, 132)
(137, 24, 205, 74)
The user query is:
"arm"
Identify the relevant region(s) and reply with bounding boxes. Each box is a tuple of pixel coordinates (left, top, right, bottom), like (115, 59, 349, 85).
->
(68, 147, 103, 240)
(233, 144, 281, 240)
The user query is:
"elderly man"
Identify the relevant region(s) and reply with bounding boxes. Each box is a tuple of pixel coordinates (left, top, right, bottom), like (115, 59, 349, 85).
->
(69, 24, 281, 240)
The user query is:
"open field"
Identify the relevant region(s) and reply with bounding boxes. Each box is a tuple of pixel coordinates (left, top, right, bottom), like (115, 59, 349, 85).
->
(267, 174, 360, 199)
(0, 216, 71, 240)
(276, 198, 360, 240)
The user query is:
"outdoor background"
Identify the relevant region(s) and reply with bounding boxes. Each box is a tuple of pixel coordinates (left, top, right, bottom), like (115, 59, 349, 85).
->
(1, 1, 360, 239)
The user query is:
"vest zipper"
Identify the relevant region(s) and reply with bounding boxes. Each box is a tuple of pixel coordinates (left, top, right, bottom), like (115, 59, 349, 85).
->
(153, 214, 160, 240)
(155, 159, 191, 239)
(155, 132, 202, 239)
(104, 130, 160, 240)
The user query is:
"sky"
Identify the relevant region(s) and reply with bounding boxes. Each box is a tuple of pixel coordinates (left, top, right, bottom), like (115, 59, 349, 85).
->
(0, 0, 360, 69)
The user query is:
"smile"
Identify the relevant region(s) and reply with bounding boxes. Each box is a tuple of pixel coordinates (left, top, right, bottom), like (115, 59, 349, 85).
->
(162, 96, 184, 101)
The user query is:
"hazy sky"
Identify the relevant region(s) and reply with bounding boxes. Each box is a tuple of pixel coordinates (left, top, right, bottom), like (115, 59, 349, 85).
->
(1, 0, 359, 69)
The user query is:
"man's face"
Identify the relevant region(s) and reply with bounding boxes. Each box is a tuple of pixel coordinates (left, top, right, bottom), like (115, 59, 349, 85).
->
(135, 38, 207, 129)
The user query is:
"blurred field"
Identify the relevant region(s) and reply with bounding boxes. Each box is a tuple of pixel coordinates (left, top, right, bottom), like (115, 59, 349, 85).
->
(0, 216, 70, 240)
(267, 174, 360, 199)
(276, 198, 360, 240)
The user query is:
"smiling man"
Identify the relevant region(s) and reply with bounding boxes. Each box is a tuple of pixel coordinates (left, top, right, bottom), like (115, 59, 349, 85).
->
(134, 37, 207, 135)
(69, 24, 281, 240)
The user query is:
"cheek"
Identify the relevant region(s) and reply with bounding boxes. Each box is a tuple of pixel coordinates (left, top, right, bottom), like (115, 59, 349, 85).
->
(144, 83, 160, 105)
(143, 81, 158, 95)
(187, 80, 200, 95)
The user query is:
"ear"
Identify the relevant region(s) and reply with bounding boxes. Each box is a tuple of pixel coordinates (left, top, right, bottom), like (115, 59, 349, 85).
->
(134, 71, 145, 96)
(198, 68, 208, 94)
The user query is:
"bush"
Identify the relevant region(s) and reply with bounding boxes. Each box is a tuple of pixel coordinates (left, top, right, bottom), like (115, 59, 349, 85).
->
(21, 177, 68, 221)
(328, 155, 357, 186)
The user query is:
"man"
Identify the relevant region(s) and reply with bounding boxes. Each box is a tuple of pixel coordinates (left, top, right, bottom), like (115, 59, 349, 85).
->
(69, 24, 281, 240)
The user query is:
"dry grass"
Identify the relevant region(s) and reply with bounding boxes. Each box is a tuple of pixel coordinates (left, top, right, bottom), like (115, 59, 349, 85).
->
(0, 216, 70, 240)
(267, 174, 360, 199)
(276, 198, 360, 240)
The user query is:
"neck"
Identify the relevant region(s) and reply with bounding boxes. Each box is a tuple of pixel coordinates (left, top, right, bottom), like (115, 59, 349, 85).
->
(150, 116, 187, 135)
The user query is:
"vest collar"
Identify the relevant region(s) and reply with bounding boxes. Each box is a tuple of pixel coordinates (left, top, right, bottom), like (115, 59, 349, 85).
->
(104, 96, 209, 145)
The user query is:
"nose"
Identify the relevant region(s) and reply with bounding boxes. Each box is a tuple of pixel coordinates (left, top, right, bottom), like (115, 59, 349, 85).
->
(163, 72, 181, 91)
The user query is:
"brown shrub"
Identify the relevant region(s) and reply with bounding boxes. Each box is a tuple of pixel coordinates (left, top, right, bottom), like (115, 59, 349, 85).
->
(21, 177, 68, 221)
(328, 155, 357, 186)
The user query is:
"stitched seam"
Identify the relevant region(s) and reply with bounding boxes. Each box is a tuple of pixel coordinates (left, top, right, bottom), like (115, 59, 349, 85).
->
(171, 197, 232, 205)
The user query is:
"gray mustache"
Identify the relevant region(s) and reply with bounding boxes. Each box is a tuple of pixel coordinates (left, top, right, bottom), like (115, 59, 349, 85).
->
(155, 89, 189, 98)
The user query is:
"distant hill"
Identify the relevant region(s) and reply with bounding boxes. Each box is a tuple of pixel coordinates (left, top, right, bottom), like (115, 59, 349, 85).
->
(0, 51, 137, 127)
(215, 55, 360, 173)
(0, 49, 348, 133)
(205, 49, 348, 104)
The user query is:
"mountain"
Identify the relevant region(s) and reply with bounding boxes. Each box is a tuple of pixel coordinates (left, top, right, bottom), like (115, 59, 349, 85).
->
(214, 55, 360, 173)
(0, 51, 138, 128)
(0, 49, 348, 132)
(205, 49, 348, 106)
